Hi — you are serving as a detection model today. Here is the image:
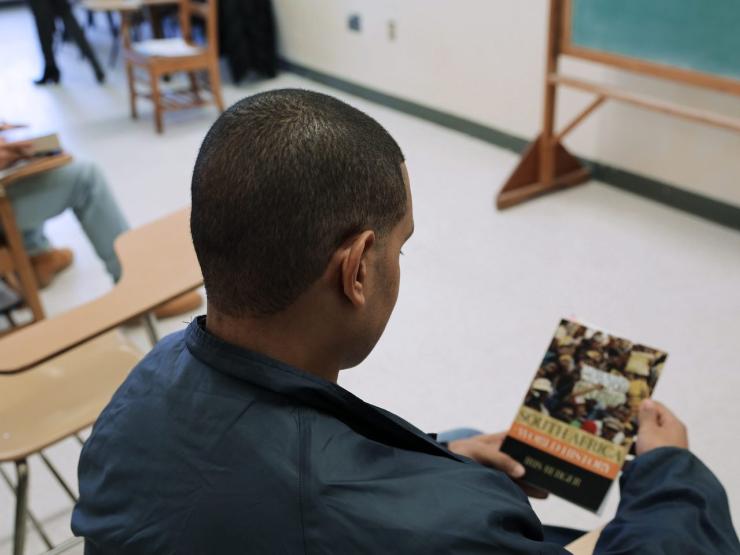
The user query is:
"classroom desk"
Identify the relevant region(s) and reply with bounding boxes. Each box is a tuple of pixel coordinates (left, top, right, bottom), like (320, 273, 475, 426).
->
(0, 207, 203, 374)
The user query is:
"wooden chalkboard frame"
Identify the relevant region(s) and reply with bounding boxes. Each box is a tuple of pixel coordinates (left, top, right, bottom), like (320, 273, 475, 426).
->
(496, 0, 740, 210)
(560, 0, 740, 97)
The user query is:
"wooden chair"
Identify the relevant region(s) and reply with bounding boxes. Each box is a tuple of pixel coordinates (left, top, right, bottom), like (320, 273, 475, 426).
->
(0, 330, 144, 555)
(121, 0, 225, 133)
(0, 154, 73, 332)
(0, 200, 44, 329)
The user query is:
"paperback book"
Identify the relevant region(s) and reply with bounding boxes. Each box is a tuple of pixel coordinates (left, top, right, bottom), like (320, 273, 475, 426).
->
(500, 319, 667, 511)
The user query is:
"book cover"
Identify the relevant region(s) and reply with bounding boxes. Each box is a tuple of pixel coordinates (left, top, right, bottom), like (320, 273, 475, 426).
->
(500, 319, 667, 512)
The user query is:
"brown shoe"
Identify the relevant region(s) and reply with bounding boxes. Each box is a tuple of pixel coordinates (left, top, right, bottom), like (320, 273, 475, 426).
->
(31, 248, 74, 289)
(153, 290, 203, 319)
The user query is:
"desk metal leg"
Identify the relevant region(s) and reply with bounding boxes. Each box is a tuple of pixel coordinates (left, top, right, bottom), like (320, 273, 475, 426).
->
(13, 460, 28, 555)
(143, 312, 159, 346)
(1, 459, 54, 554)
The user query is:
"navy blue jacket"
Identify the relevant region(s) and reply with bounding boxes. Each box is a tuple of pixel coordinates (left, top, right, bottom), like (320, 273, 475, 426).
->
(72, 318, 739, 553)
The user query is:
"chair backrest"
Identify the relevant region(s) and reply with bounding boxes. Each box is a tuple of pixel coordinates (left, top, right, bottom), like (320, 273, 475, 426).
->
(179, 0, 219, 58)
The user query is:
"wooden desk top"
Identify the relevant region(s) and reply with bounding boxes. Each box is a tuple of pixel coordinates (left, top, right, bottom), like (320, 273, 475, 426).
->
(0, 208, 203, 373)
(0, 153, 72, 187)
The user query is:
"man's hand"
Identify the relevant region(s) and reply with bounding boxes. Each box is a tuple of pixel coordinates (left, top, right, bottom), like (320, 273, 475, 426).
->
(636, 399, 689, 456)
(448, 432, 549, 499)
(0, 138, 34, 170)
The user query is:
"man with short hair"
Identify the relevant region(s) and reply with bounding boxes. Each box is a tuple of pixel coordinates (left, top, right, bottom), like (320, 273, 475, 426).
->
(73, 90, 739, 553)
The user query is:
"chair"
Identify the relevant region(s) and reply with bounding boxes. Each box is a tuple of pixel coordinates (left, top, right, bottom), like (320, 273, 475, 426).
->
(0, 330, 144, 555)
(0, 154, 73, 331)
(122, 0, 225, 133)
(0, 208, 203, 375)
(0, 200, 43, 328)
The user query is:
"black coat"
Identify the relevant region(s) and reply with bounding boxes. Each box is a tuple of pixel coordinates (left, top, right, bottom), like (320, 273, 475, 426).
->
(219, 0, 276, 81)
(72, 318, 739, 553)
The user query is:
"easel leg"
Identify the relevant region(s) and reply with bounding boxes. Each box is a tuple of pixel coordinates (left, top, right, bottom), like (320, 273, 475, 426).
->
(495, 0, 590, 209)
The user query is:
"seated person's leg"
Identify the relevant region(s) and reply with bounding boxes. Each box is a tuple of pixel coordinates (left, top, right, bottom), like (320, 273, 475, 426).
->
(7, 160, 201, 317)
(8, 160, 128, 283)
(22, 227, 52, 253)
(60, 161, 128, 281)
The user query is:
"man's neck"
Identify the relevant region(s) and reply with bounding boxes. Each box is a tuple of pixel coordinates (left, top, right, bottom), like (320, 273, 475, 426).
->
(205, 306, 341, 383)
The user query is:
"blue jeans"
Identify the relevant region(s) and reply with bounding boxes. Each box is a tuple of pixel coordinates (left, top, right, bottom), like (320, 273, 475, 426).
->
(7, 160, 129, 281)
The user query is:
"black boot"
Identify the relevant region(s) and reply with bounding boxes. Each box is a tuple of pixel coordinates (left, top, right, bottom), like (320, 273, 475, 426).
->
(34, 65, 61, 85)
(94, 65, 105, 84)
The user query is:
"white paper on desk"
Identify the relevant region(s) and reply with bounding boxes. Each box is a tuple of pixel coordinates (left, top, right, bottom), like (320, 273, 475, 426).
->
(2, 131, 61, 154)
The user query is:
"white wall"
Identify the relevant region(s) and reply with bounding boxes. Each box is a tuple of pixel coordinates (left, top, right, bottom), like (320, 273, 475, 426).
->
(272, 0, 740, 207)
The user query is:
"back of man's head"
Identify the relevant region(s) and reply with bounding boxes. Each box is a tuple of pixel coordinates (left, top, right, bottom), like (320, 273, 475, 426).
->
(191, 89, 406, 318)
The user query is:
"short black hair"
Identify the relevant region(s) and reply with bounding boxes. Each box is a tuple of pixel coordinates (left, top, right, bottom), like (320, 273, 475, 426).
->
(191, 89, 407, 318)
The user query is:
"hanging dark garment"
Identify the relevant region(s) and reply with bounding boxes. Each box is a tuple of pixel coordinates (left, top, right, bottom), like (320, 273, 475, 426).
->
(218, 0, 277, 81)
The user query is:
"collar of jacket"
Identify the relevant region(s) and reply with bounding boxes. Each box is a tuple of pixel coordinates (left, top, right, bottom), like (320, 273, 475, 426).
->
(185, 316, 464, 462)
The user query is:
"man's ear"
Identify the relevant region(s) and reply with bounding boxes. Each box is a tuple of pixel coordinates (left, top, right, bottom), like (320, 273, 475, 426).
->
(335, 230, 375, 308)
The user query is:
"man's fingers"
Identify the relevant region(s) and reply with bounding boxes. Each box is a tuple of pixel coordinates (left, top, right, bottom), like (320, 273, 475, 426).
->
(477, 432, 507, 445)
(636, 399, 689, 455)
(10, 141, 34, 155)
(640, 399, 683, 429)
(639, 399, 660, 427)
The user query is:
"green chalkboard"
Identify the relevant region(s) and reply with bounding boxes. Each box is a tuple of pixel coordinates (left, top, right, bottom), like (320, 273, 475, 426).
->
(569, 0, 740, 82)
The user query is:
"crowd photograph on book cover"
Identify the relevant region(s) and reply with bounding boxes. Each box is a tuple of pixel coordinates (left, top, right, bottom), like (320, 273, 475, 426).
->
(524, 319, 667, 450)
(501, 319, 669, 511)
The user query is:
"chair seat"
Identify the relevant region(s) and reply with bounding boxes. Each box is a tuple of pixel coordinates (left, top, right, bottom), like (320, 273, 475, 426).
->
(132, 37, 205, 58)
(0, 330, 143, 462)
